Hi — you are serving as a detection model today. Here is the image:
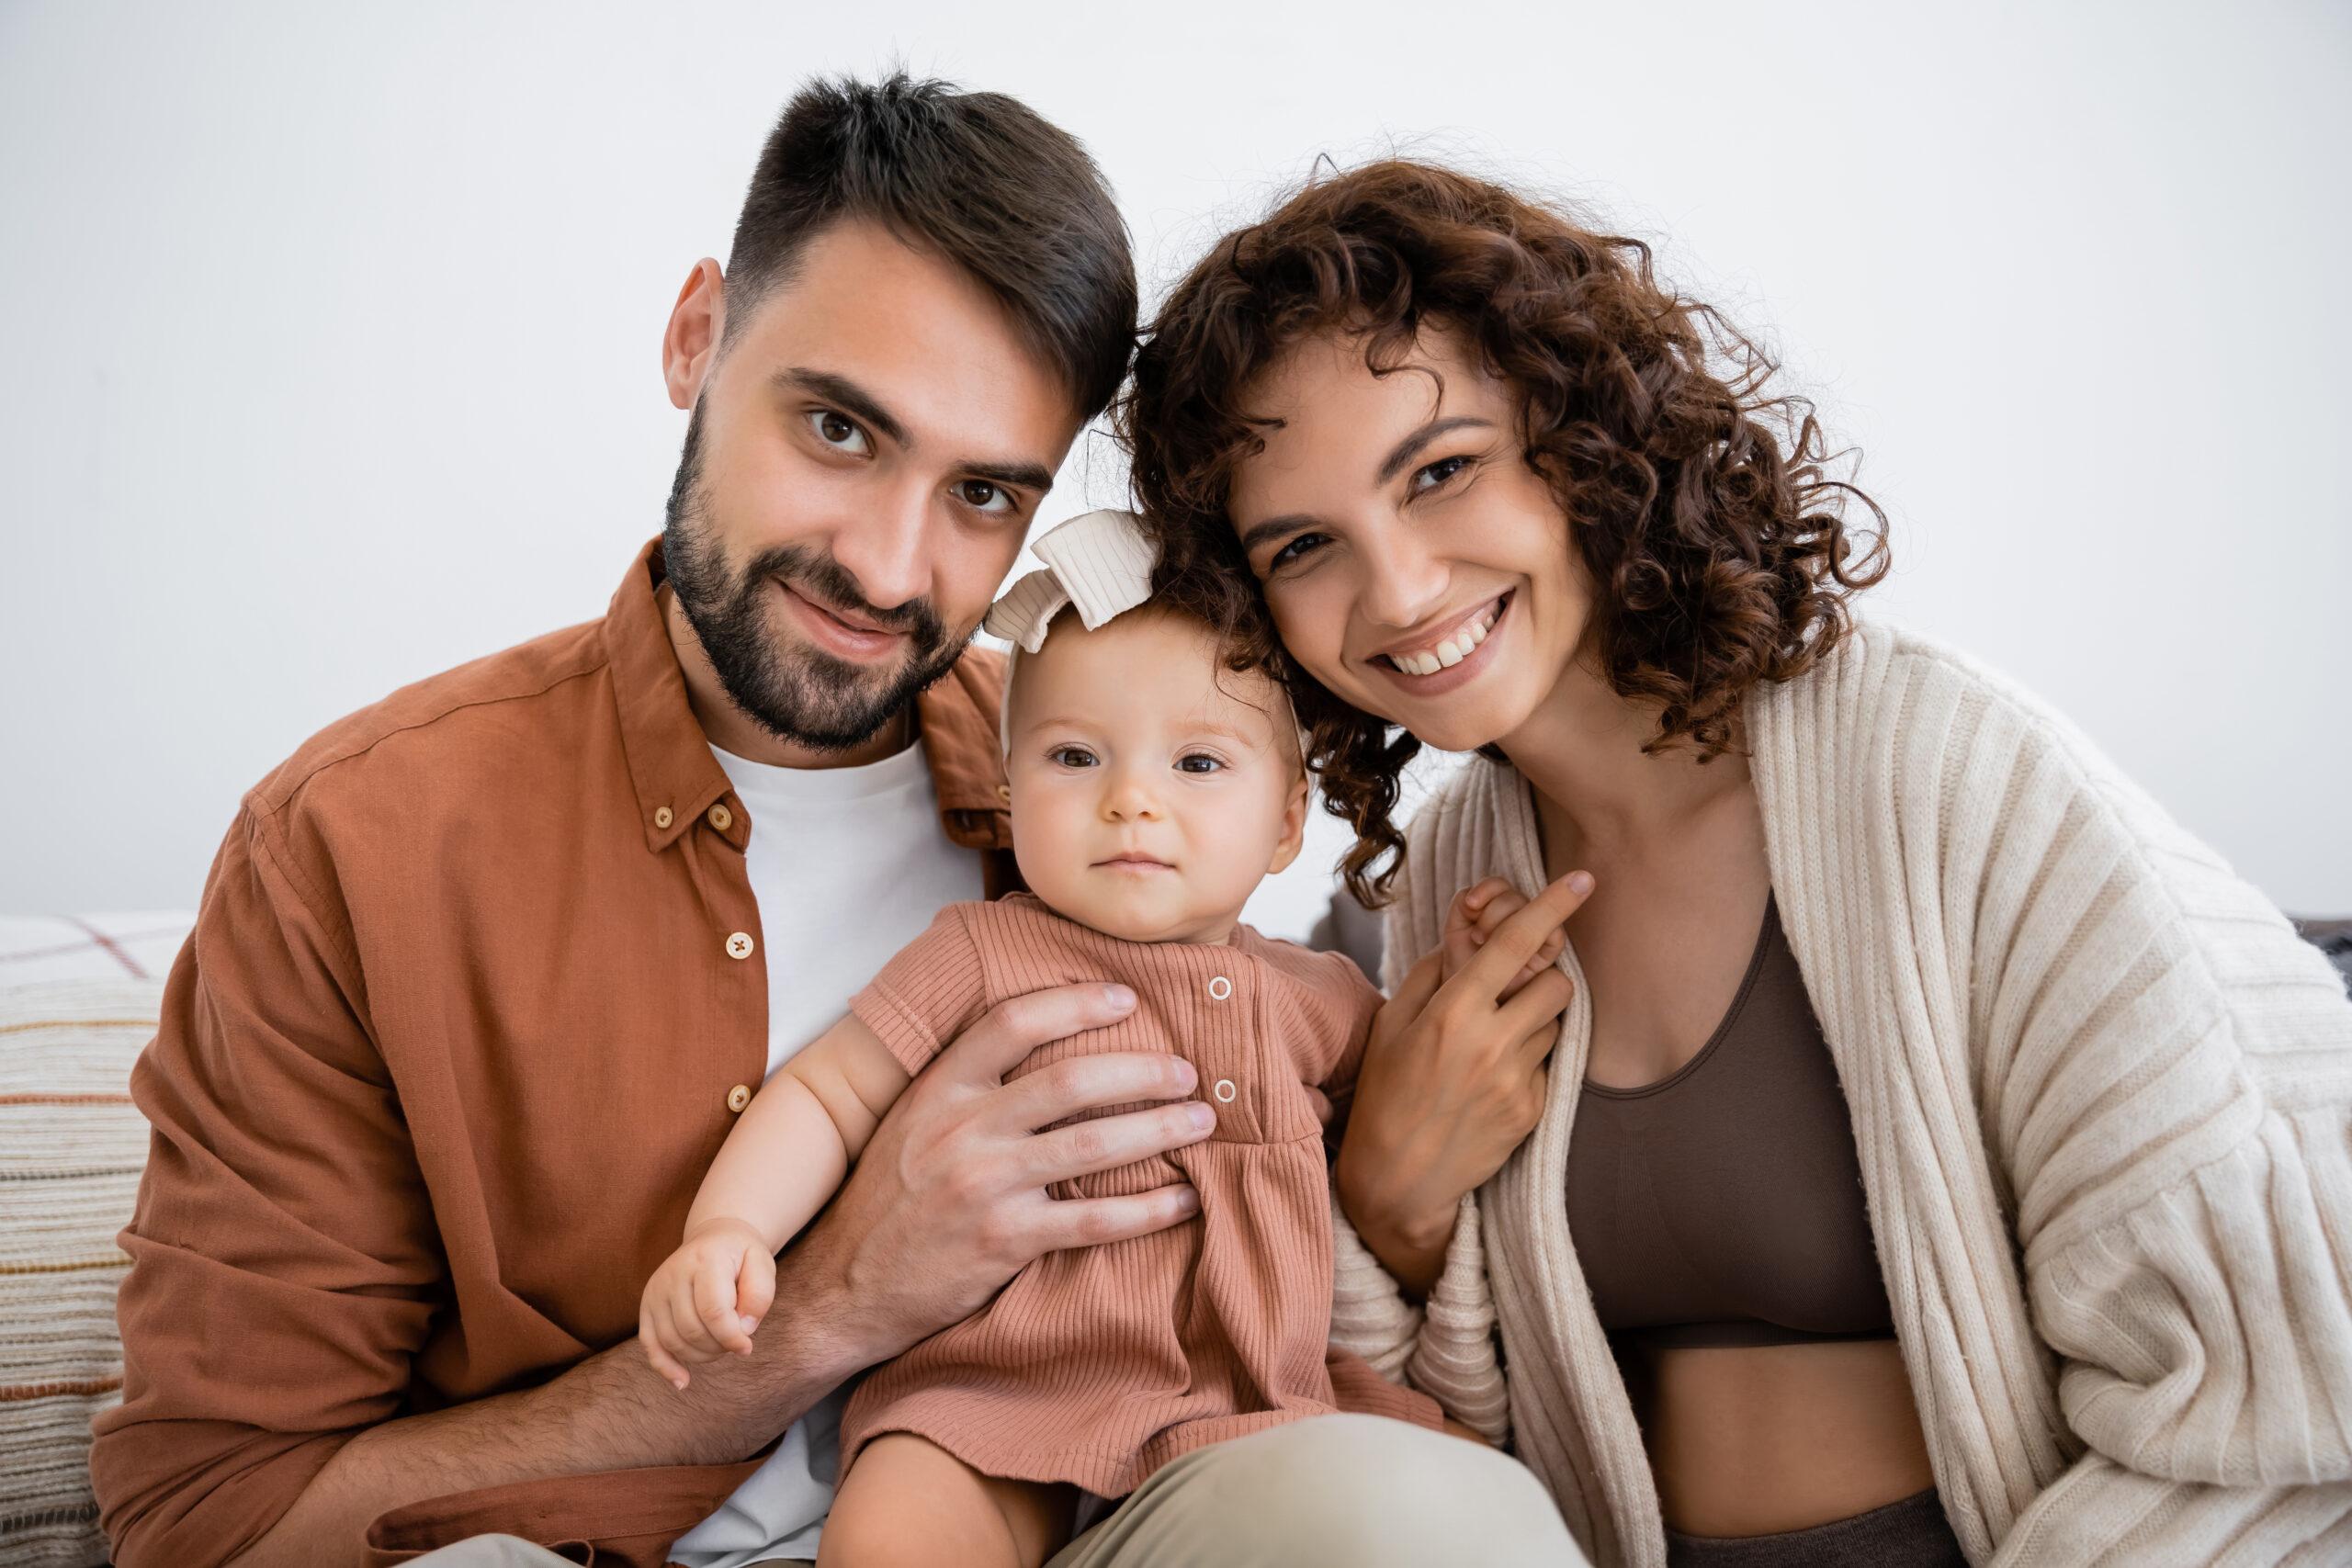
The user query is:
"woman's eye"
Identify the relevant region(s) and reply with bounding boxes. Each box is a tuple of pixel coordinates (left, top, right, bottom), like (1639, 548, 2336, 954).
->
(958, 479, 1015, 514)
(1409, 455, 1472, 495)
(807, 409, 872, 457)
(1047, 746, 1098, 768)
(1267, 533, 1328, 572)
(1176, 753, 1224, 774)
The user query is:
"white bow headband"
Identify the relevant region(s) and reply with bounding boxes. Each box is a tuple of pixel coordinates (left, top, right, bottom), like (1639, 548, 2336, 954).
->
(984, 507, 1160, 658)
(982, 508, 1308, 762)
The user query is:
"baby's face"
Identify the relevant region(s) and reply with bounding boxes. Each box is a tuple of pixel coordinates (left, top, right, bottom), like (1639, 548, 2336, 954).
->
(1004, 608, 1307, 945)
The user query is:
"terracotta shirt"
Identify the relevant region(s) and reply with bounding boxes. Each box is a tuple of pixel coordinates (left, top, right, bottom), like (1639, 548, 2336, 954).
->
(837, 897, 1443, 1496)
(87, 539, 1018, 1568)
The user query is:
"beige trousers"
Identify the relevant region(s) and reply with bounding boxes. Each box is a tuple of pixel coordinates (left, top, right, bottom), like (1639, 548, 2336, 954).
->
(406, 1414, 1584, 1566)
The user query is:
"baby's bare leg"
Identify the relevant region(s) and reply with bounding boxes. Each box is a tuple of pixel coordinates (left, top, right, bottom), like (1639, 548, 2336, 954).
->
(818, 1432, 1073, 1568)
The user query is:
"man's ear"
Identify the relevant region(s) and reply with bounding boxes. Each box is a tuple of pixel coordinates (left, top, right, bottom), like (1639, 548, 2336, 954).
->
(1265, 770, 1311, 876)
(662, 258, 728, 411)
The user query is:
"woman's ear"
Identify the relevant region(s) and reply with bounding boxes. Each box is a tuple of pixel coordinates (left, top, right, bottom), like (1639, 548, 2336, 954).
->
(1265, 770, 1311, 876)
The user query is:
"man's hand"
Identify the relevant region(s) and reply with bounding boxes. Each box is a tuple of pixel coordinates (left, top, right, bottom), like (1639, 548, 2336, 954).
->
(747, 981, 1210, 1423)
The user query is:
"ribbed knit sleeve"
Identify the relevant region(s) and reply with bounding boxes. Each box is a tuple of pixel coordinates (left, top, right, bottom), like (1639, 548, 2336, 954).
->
(1758, 626, 2352, 1564)
(1323, 803, 1515, 1443)
(1960, 671, 2352, 1557)
(847, 905, 989, 1077)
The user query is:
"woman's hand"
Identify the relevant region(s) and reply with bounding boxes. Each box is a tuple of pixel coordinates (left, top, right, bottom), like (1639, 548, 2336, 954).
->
(1336, 871, 1593, 1296)
(1443, 876, 1570, 998)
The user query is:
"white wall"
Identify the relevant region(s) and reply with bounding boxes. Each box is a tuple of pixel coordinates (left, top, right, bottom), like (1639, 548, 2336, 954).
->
(4, 0, 2346, 942)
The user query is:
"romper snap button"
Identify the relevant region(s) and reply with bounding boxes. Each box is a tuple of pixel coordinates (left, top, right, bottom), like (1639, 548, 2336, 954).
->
(1213, 1078, 1237, 1103)
(1207, 976, 1232, 1001)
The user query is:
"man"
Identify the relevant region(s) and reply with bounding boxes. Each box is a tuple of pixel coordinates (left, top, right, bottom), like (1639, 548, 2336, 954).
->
(91, 73, 1577, 1567)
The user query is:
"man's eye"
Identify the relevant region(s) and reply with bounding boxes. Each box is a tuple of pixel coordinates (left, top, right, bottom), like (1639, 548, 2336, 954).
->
(808, 409, 872, 457)
(1047, 746, 1098, 768)
(1177, 753, 1224, 774)
(1409, 455, 1472, 494)
(1268, 533, 1328, 572)
(958, 479, 1015, 514)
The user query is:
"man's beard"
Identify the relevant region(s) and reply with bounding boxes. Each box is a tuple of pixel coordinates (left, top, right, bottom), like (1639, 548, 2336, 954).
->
(662, 405, 970, 752)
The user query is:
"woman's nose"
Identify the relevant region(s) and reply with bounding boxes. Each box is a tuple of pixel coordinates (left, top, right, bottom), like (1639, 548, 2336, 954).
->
(1355, 518, 1451, 628)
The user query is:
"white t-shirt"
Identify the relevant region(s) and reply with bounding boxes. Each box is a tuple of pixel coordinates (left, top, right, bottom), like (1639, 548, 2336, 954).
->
(669, 731, 986, 1567)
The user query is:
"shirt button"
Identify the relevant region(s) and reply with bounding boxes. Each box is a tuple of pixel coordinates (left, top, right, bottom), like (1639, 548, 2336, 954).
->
(726, 1084, 752, 1113)
(653, 805, 674, 829)
(707, 803, 734, 831)
(1207, 976, 1232, 1001)
(996, 783, 1012, 803)
(725, 931, 755, 960)
(1213, 1078, 1238, 1104)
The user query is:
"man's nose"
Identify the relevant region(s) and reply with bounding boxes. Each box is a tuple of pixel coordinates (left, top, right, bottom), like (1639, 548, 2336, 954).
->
(1357, 516, 1451, 628)
(827, 476, 933, 613)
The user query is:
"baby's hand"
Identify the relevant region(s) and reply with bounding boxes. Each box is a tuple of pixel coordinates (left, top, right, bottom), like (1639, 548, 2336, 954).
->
(638, 1217, 776, 1392)
(1442, 877, 1569, 999)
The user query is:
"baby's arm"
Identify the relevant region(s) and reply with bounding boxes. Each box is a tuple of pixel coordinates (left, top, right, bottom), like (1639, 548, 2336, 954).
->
(639, 1015, 911, 1389)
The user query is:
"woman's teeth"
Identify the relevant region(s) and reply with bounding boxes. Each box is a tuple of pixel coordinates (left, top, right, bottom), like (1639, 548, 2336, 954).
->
(1386, 599, 1501, 675)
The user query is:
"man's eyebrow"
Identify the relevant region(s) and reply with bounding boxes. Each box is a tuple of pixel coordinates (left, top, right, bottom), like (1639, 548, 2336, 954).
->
(1374, 415, 1494, 485)
(961, 457, 1057, 495)
(779, 367, 909, 448)
(778, 367, 1054, 495)
(1238, 414, 1498, 557)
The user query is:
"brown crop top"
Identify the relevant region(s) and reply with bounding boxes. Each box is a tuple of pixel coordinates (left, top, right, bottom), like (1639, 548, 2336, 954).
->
(1563, 893, 1894, 1350)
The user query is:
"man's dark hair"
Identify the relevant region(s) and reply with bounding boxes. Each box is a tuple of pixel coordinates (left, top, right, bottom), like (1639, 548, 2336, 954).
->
(724, 71, 1136, 421)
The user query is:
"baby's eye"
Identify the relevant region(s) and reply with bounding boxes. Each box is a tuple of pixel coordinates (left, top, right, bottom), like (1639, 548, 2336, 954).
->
(1176, 753, 1225, 774)
(1047, 746, 1099, 768)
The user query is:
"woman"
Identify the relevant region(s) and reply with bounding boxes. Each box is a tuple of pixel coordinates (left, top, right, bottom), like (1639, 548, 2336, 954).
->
(1118, 161, 2352, 1566)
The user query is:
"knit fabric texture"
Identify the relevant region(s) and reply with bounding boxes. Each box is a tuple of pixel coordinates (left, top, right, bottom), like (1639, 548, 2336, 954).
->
(842, 893, 1442, 1496)
(1328, 620, 2352, 1566)
(0, 960, 176, 1568)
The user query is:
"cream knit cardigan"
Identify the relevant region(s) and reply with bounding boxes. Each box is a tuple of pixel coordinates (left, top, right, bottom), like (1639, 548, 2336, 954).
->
(1327, 621, 2352, 1566)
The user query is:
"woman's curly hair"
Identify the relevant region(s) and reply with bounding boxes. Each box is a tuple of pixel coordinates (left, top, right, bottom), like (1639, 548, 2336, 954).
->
(1118, 160, 1889, 907)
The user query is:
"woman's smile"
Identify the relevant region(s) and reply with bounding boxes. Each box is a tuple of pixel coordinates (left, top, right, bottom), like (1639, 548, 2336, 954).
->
(1366, 589, 1513, 696)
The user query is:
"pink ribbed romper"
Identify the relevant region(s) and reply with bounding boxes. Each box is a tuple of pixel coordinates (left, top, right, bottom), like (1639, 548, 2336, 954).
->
(836, 893, 1442, 1496)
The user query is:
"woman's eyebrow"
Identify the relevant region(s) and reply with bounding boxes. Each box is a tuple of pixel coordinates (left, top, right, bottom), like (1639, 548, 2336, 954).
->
(1374, 415, 1494, 484)
(1238, 414, 1497, 555)
(1238, 513, 1316, 554)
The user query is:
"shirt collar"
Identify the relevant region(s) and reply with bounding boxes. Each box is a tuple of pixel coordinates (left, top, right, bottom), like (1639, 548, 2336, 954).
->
(604, 536, 1012, 856)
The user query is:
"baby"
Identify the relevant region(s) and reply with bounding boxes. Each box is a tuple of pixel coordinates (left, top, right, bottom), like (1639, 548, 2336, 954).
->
(639, 510, 1552, 1567)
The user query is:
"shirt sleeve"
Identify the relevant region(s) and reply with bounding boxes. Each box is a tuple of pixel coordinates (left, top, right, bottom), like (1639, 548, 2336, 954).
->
(847, 905, 992, 1077)
(87, 800, 445, 1568)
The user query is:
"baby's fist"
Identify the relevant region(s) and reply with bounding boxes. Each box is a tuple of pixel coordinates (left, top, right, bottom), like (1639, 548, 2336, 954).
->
(638, 1218, 777, 1392)
(1442, 877, 1569, 998)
